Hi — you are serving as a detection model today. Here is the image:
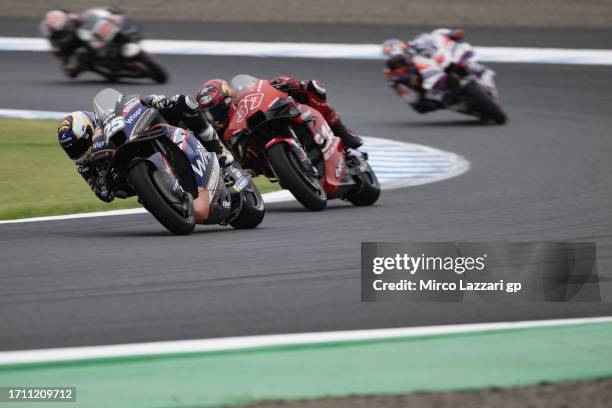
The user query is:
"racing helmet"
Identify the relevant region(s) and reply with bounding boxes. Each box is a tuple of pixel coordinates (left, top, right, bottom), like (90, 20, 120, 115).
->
(195, 79, 233, 129)
(382, 38, 409, 58)
(40, 10, 71, 36)
(57, 111, 96, 160)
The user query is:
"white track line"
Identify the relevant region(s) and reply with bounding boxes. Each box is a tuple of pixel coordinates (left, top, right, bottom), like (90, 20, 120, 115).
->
(1, 316, 610, 366)
(0, 108, 66, 120)
(0, 192, 294, 224)
(1, 37, 611, 65)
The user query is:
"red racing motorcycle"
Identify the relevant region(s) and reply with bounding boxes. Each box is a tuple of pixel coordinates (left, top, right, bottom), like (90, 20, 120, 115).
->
(224, 74, 380, 211)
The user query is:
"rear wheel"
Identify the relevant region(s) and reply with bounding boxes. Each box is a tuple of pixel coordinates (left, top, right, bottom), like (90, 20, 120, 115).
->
(137, 52, 168, 84)
(461, 80, 507, 125)
(230, 179, 265, 229)
(127, 161, 195, 235)
(267, 143, 327, 211)
(346, 162, 381, 206)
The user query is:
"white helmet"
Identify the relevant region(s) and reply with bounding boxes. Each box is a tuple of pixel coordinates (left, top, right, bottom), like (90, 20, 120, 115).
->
(57, 111, 96, 160)
(40, 10, 72, 36)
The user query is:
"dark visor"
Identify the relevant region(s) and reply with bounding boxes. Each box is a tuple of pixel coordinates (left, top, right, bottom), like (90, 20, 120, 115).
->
(204, 102, 230, 126)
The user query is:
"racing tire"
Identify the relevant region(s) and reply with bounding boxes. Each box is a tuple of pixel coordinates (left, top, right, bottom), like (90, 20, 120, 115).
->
(230, 179, 266, 229)
(127, 161, 195, 235)
(267, 143, 327, 211)
(137, 52, 168, 84)
(462, 80, 507, 125)
(346, 162, 381, 206)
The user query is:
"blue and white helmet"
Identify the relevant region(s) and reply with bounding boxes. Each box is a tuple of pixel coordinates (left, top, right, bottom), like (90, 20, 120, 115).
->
(57, 111, 96, 160)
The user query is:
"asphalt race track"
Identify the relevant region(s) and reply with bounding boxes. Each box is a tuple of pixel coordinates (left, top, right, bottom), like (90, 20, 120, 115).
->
(1, 21, 611, 351)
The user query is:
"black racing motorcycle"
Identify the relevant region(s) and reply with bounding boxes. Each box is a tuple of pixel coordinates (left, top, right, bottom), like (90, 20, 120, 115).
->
(50, 9, 167, 83)
(90, 88, 265, 235)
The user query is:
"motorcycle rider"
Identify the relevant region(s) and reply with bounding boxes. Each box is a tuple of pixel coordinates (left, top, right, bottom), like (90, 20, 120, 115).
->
(56, 110, 111, 200)
(383, 28, 475, 113)
(40, 7, 123, 78)
(195, 76, 363, 149)
(40, 9, 84, 77)
(57, 94, 233, 203)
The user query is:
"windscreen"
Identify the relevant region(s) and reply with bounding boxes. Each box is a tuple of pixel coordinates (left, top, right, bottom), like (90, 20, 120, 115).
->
(230, 74, 258, 97)
(93, 88, 127, 139)
(93, 88, 122, 125)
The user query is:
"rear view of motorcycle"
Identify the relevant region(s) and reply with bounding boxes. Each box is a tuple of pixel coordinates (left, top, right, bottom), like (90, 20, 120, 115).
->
(91, 88, 264, 234)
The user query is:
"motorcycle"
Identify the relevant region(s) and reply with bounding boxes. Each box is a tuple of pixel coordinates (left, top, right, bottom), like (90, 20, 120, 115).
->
(73, 9, 167, 83)
(90, 88, 265, 235)
(222, 74, 380, 211)
(384, 38, 506, 124)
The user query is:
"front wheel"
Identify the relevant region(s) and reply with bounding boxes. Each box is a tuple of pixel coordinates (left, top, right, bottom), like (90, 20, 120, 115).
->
(230, 179, 265, 229)
(461, 80, 507, 125)
(127, 161, 195, 235)
(267, 143, 327, 211)
(346, 162, 381, 206)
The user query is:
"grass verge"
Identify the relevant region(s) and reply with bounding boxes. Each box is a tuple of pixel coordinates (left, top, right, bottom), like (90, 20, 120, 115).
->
(0, 118, 278, 220)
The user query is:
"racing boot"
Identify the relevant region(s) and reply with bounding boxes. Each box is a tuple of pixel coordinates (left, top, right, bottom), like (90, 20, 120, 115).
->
(331, 123, 363, 149)
(181, 96, 235, 168)
(299, 80, 363, 149)
(326, 111, 363, 149)
(200, 127, 234, 168)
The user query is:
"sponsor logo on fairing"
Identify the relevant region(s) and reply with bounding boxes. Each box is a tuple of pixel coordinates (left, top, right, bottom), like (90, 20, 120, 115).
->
(191, 148, 211, 178)
(125, 108, 143, 125)
(236, 93, 264, 123)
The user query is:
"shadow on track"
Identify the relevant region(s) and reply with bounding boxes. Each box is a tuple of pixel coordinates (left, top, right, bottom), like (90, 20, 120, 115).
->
(89, 226, 251, 238)
(266, 200, 382, 214)
(31, 79, 158, 86)
(378, 118, 492, 128)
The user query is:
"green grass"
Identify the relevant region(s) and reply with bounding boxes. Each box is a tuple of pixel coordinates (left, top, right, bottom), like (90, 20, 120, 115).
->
(0, 119, 278, 220)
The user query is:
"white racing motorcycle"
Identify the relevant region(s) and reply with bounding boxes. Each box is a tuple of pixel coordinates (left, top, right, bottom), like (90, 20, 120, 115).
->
(384, 36, 507, 124)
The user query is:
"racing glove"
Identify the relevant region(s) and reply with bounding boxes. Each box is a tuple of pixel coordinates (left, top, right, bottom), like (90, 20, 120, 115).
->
(195, 125, 234, 168)
(84, 165, 114, 203)
(450, 29, 465, 42)
(140, 94, 175, 110)
(93, 168, 114, 202)
(271, 77, 305, 93)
